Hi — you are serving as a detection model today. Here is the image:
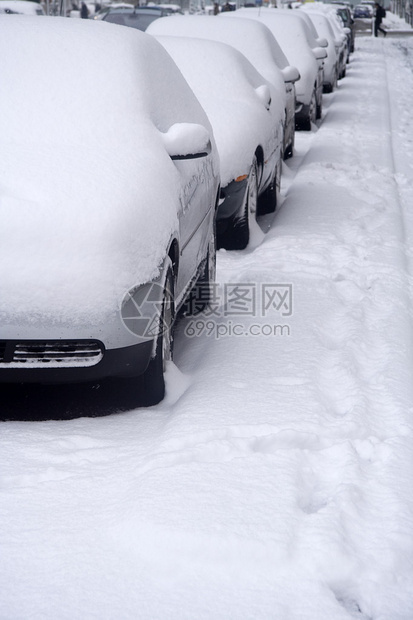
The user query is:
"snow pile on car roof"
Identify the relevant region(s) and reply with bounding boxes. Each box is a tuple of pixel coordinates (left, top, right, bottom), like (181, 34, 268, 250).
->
(147, 14, 287, 105)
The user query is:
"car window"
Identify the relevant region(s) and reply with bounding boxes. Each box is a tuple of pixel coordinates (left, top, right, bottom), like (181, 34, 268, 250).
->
(104, 11, 160, 29)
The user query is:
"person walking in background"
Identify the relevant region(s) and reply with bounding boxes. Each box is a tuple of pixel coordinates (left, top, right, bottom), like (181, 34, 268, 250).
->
(374, 2, 387, 36)
(80, 2, 89, 18)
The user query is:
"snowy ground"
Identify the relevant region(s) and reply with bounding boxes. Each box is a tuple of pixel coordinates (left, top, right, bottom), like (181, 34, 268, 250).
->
(2, 28, 413, 620)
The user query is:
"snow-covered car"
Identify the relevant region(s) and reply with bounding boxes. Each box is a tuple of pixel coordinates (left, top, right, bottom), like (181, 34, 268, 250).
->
(155, 35, 284, 250)
(329, 3, 355, 53)
(147, 15, 298, 162)
(0, 16, 220, 405)
(232, 8, 327, 130)
(0, 0, 44, 13)
(303, 4, 350, 77)
(302, 10, 340, 92)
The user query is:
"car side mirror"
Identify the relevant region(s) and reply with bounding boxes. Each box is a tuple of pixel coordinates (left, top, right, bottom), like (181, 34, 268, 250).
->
(313, 47, 328, 60)
(317, 37, 328, 48)
(281, 65, 300, 84)
(343, 26, 351, 34)
(255, 84, 272, 110)
(162, 123, 212, 160)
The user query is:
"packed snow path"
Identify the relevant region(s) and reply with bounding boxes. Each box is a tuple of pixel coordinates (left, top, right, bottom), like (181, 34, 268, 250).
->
(1, 34, 413, 620)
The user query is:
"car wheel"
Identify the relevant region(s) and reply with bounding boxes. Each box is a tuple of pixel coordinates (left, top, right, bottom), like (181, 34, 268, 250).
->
(140, 266, 174, 406)
(316, 90, 322, 120)
(258, 155, 281, 215)
(300, 91, 316, 131)
(228, 156, 258, 250)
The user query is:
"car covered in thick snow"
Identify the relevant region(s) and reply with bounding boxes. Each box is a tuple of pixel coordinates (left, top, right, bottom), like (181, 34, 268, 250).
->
(303, 4, 349, 77)
(155, 35, 284, 250)
(232, 8, 327, 130)
(147, 15, 299, 162)
(301, 10, 340, 92)
(0, 16, 220, 405)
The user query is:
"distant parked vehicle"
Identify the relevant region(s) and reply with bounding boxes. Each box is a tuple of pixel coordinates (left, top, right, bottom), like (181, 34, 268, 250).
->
(332, 4, 355, 53)
(302, 4, 349, 78)
(353, 4, 373, 17)
(155, 35, 285, 250)
(303, 11, 339, 93)
(232, 8, 327, 130)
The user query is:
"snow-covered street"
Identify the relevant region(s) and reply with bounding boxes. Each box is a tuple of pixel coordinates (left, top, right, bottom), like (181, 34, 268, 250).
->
(2, 31, 413, 620)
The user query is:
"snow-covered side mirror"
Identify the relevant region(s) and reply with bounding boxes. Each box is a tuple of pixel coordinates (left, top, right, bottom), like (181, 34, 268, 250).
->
(162, 123, 211, 160)
(313, 47, 328, 60)
(281, 65, 300, 84)
(317, 37, 328, 48)
(255, 84, 272, 110)
(343, 26, 351, 34)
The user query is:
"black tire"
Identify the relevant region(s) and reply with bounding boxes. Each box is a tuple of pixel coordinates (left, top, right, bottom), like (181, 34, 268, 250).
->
(139, 267, 174, 406)
(227, 156, 258, 250)
(316, 90, 322, 120)
(300, 91, 316, 131)
(258, 155, 281, 215)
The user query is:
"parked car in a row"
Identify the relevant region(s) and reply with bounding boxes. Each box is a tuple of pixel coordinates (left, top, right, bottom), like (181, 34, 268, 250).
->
(0, 2, 353, 404)
(219, 9, 327, 130)
(147, 15, 298, 249)
(0, 16, 219, 405)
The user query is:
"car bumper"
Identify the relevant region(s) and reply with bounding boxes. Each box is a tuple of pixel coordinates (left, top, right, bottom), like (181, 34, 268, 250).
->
(0, 338, 154, 383)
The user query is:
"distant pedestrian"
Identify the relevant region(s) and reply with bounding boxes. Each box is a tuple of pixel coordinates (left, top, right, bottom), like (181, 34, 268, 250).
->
(213, 1, 219, 13)
(374, 2, 386, 36)
(80, 1, 89, 18)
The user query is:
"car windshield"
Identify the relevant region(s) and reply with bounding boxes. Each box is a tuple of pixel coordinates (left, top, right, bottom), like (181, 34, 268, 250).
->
(337, 9, 349, 24)
(104, 10, 162, 28)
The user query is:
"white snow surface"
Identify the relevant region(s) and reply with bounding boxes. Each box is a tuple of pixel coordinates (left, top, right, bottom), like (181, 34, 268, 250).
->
(2, 30, 413, 620)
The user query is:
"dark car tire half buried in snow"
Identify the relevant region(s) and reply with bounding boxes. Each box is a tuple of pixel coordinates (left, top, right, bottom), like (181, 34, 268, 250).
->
(301, 90, 317, 131)
(137, 266, 175, 407)
(229, 156, 259, 250)
(258, 155, 281, 216)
